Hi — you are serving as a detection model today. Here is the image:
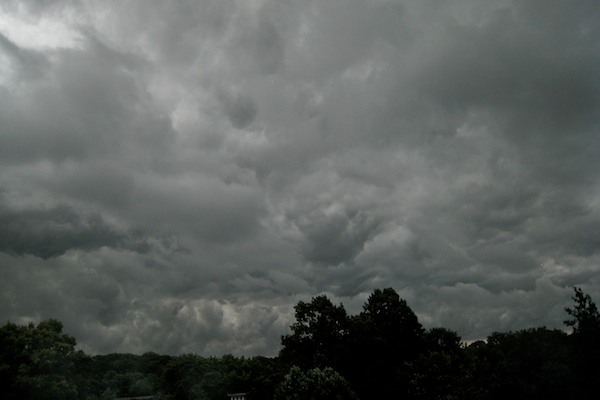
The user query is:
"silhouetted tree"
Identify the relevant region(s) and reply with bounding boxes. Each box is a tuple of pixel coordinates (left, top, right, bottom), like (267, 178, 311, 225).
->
(408, 327, 465, 400)
(349, 288, 425, 399)
(565, 287, 600, 399)
(280, 295, 350, 371)
(486, 328, 570, 400)
(565, 287, 600, 335)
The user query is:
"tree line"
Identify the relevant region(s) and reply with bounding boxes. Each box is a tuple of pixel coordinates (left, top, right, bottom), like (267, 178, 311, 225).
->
(1, 287, 599, 399)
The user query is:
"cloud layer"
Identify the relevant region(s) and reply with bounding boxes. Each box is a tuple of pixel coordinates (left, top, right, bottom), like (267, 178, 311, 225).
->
(1, 0, 600, 355)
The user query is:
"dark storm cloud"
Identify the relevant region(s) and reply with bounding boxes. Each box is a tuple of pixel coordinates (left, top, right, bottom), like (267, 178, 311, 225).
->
(299, 209, 381, 266)
(1, 0, 600, 354)
(218, 87, 258, 129)
(0, 202, 149, 258)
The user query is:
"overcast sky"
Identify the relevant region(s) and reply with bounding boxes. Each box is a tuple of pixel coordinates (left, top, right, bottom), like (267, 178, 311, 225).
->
(1, 0, 600, 356)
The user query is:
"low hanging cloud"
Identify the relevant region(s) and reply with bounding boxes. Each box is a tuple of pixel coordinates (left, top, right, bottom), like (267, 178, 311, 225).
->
(1, 0, 600, 356)
(0, 202, 149, 258)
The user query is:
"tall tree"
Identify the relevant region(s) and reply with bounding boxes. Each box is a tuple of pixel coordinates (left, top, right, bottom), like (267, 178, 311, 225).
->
(565, 287, 600, 335)
(564, 287, 600, 399)
(407, 327, 466, 400)
(280, 295, 350, 371)
(350, 288, 425, 399)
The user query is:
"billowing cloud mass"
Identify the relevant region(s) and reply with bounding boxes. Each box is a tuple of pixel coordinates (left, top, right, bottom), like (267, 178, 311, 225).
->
(1, 0, 600, 356)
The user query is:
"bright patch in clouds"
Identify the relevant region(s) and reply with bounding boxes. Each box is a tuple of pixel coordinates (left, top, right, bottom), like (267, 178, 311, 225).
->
(0, 10, 82, 49)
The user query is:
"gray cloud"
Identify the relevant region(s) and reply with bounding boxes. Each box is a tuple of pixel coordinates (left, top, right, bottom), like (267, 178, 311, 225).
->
(0, 32, 48, 79)
(0, 201, 149, 258)
(218, 86, 258, 129)
(1, 0, 600, 354)
(299, 209, 381, 266)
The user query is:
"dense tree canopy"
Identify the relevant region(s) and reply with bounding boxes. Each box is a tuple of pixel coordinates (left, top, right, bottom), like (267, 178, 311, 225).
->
(278, 287, 600, 400)
(349, 288, 425, 398)
(1, 286, 599, 399)
(0, 319, 79, 400)
(275, 366, 358, 400)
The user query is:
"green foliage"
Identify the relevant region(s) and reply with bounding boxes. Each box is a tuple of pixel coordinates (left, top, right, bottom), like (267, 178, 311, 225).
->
(464, 328, 571, 400)
(100, 388, 117, 400)
(275, 366, 358, 400)
(0, 319, 79, 400)
(227, 356, 287, 399)
(408, 328, 465, 400)
(89, 352, 171, 398)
